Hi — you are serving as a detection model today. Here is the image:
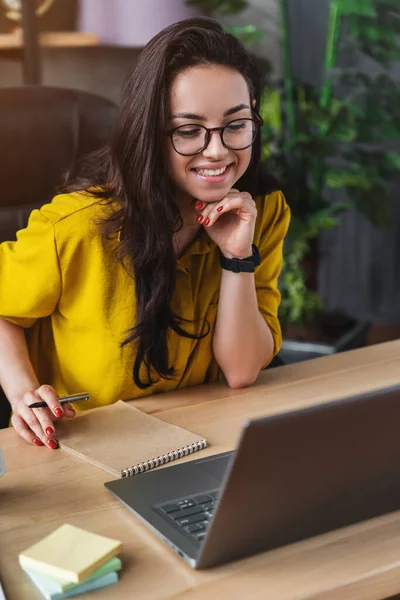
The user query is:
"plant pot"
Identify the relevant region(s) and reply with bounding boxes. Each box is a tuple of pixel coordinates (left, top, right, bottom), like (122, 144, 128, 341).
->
(280, 313, 369, 364)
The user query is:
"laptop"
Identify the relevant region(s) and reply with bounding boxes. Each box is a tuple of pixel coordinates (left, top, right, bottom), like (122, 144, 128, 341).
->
(105, 384, 400, 569)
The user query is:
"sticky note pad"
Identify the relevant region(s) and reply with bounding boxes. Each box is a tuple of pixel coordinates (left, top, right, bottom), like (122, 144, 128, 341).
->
(19, 524, 122, 583)
(24, 570, 119, 600)
(23, 557, 122, 593)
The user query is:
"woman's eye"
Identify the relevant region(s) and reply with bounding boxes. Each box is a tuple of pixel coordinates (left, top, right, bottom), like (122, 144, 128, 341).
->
(226, 121, 246, 132)
(175, 128, 202, 138)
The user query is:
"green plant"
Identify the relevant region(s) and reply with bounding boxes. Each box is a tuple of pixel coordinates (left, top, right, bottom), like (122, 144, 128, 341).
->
(187, 0, 270, 60)
(188, 0, 400, 326)
(187, 0, 247, 14)
(273, 0, 400, 325)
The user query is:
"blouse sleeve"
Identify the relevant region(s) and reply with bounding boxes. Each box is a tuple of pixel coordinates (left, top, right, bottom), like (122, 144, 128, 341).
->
(0, 208, 62, 328)
(254, 190, 291, 364)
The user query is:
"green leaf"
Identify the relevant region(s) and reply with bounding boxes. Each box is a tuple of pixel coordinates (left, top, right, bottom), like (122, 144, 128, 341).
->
(260, 89, 282, 132)
(335, 0, 377, 17)
(278, 246, 325, 325)
(186, 0, 248, 15)
(385, 152, 400, 170)
(329, 201, 353, 213)
(328, 98, 346, 118)
(224, 24, 266, 45)
(309, 214, 339, 231)
(331, 125, 358, 142)
(325, 170, 372, 190)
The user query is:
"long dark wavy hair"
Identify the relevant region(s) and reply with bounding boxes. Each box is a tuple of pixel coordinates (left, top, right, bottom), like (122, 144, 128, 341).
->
(60, 17, 279, 389)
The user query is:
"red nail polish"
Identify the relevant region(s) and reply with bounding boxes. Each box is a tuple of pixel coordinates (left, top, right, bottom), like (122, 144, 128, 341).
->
(195, 201, 203, 210)
(196, 215, 203, 223)
(45, 427, 54, 437)
(54, 408, 63, 418)
(33, 438, 42, 446)
(217, 206, 224, 212)
(204, 218, 210, 226)
(48, 439, 57, 450)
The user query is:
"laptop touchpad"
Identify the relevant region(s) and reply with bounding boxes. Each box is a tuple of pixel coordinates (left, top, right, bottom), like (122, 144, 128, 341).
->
(194, 453, 234, 482)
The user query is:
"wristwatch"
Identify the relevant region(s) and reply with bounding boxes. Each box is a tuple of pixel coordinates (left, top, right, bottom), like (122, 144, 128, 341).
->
(220, 244, 261, 273)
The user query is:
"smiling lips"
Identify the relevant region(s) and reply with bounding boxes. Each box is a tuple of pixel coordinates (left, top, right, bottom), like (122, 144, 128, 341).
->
(195, 165, 227, 176)
(192, 164, 232, 180)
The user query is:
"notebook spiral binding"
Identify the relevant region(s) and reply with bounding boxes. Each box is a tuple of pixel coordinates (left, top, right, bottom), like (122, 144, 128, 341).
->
(120, 439, 207, 478)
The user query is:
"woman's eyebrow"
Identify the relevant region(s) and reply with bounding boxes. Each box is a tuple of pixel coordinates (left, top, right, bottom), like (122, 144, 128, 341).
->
(224, 103, 250, 117)
(168, 103, 250, 121)
(168, 111, 205, 121)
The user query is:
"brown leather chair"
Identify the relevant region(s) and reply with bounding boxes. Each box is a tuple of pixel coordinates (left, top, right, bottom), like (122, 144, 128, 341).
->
(0, 86, 118, 243)
(0, 86, 118, 427)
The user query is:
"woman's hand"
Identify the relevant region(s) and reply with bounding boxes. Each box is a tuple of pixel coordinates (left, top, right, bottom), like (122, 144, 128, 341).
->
(194, 189, 257, 258)
(10, 384, 75, 449)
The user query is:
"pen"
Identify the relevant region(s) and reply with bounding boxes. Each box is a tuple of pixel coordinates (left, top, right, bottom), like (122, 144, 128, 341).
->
(28, 393, 90, 409)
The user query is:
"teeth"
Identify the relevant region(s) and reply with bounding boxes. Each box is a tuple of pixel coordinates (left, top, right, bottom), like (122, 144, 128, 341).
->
(196, 166, 227, 176)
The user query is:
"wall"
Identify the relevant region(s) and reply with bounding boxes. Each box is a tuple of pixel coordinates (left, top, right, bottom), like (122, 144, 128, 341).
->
(0, 1, 140, 104)
(1, 46, 141, 104)
(0, 0, 283, 103)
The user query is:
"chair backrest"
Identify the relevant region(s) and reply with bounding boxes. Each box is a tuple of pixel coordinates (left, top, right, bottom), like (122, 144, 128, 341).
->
(0, 86, 118, 427)
(0, 85, 118, 243)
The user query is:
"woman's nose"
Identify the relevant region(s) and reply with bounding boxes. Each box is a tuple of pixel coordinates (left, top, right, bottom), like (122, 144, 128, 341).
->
(202, 130, 229, 160)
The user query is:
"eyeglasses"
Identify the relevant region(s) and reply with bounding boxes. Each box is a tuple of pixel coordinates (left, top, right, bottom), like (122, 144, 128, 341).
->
(165, 112, 264, 156)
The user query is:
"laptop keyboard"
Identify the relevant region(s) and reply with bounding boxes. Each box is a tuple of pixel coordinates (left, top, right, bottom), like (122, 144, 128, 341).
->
(156, 490, 219, 542)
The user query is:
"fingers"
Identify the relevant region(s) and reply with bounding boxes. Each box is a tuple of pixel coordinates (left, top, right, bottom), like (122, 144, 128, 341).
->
(31, 386, 62, 449)
(10, 385, 78, 449)
(194, 191, 256, 227)
(14, 395, 57, 449)
(11, 413, 43, 447)
(36, 384, 64, 419)
(194, 199, 222, 226)
(11, 385, 66, 449)
(62, 403, 76, 418)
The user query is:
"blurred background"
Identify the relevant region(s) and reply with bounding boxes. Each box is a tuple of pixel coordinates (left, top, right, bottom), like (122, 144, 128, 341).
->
(0, 0, 399, 365)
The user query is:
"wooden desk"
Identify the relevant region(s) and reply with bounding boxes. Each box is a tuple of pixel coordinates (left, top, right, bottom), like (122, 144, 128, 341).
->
(1, 340, 400, 600)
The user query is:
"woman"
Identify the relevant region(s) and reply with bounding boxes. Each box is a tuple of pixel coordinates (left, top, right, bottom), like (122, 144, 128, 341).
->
(0, 17, 290, 449)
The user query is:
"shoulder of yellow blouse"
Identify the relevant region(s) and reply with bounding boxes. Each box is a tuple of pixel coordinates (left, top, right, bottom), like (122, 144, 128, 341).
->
(254, 189, 289, 226)
(38, 190, 113, 226)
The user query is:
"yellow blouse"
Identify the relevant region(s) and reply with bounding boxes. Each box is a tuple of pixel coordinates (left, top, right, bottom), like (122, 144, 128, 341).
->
(0, 190, 290, 410)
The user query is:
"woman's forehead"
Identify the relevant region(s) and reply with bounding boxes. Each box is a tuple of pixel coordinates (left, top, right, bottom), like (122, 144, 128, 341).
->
(169, 65, 251, 116)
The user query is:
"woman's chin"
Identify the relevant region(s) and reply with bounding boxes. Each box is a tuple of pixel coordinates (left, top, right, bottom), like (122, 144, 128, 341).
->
(191, 187, 231, 204)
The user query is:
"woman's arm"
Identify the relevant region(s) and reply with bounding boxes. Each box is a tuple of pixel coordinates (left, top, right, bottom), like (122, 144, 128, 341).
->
(194, 189, 289, 389)
(0, 318, 72, 447)
(0, 319, 40, 401)
(212, 269, 274, 388)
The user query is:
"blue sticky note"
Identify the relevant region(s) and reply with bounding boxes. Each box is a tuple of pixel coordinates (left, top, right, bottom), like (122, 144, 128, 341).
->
(25, 569, 119, 600)
(23, 557, 121, 593)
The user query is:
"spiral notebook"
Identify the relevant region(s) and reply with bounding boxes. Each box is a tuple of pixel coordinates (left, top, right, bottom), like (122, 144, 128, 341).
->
(55, 400, 207, 478)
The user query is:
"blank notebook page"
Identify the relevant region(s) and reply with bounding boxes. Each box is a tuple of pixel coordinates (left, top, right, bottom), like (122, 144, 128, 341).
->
(55, 400, 206, 478)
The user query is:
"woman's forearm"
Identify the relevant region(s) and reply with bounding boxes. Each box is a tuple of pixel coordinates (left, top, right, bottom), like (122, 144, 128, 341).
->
(0, 319, 39, 405)
(212, 270, 274, 389)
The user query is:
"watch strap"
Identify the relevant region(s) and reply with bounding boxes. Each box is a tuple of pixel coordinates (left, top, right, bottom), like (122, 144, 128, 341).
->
(220, 244, 261, 273)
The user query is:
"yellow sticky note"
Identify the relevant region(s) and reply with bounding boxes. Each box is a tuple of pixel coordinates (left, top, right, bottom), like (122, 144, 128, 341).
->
(19, 524, 122, 583)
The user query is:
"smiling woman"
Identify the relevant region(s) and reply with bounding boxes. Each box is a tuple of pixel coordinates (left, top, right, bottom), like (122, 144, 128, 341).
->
(165, 66, 258, 209)
(0, 17, 290, 449)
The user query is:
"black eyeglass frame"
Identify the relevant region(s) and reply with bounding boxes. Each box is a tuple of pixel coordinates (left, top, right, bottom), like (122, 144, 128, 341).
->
(165, 111, 264, 156)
